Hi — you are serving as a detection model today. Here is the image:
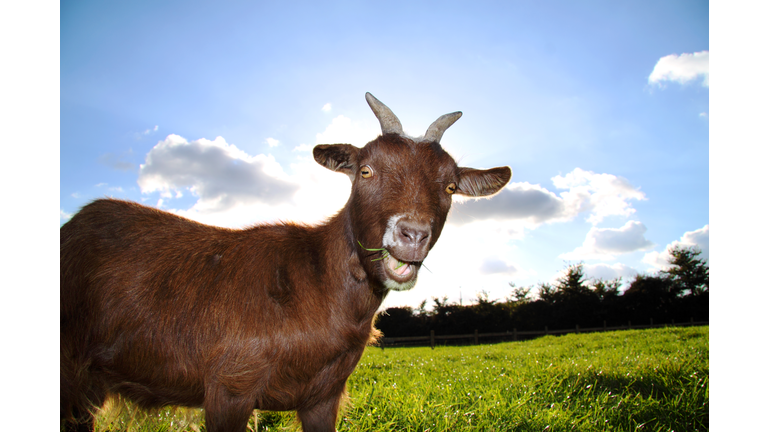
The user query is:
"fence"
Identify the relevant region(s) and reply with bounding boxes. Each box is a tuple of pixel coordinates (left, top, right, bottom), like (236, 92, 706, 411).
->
(379, 318, 709, 349)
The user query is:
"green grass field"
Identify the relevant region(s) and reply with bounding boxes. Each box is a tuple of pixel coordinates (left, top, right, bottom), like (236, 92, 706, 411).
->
(94, 326, 708, 431)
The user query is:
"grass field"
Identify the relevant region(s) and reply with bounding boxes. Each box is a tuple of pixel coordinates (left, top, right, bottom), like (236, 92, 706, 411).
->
(93, 326, 708, 431)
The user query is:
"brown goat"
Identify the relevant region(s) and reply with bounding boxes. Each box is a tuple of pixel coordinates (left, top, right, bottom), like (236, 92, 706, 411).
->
(60, 93, 512, 432)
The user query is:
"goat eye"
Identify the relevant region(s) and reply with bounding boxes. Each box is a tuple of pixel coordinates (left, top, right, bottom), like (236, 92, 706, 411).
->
(445, 182, 457, 194)
(360, 165, 373, 179)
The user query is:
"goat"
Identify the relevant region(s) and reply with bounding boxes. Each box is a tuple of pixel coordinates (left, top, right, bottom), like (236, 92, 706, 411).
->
(60, 92, 512, 432)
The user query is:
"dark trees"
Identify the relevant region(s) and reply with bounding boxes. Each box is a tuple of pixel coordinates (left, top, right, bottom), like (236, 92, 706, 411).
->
(376, 250, 709, 339)
(662, 246, 709, 297)
(622, 274, 675, 323)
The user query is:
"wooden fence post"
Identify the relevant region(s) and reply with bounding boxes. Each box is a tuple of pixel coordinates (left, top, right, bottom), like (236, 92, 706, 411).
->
(545, 326, 549, 335)
(650, 318, 654, 327)
(603, 320, 607, 331)
(474, 329, 479, 345)
(513, 328, 517, 341)
(628, 320, 632, 329)
(430, 330, 435, 350)
(576, 324, 580, 334)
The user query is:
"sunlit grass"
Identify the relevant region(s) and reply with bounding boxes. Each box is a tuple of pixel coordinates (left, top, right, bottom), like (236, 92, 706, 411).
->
(92, 326, 708, 431)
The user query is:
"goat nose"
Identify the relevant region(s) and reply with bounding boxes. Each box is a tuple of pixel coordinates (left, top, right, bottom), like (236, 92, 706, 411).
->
(397, 220, 431, 247)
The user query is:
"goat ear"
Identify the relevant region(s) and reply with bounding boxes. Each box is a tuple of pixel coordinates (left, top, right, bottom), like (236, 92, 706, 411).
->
(456, 166, 512, 197)
(313, 144, 360, 177)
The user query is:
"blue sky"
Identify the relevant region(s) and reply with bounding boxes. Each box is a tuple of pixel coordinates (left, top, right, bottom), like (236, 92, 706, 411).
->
(60, 0, 710, 310)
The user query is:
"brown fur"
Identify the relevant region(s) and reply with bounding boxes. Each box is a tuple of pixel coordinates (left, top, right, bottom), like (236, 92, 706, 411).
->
(61, 130, 510, 432)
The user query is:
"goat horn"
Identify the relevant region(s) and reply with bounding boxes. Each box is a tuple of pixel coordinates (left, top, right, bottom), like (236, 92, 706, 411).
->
(365, 92, 404, 135)
(423, 111, 462, 143)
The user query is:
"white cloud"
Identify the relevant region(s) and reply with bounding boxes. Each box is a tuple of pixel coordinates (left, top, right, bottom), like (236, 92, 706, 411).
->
(138, 135, 299, 216)
(649, 50, 709, 87)
(316, 115, 380, 145)
(292, 143, 313, 152)
(560, 221, 655, 261)
(450, 182, 567, 227)
(583, 262, 639, 284)
(451, 168, 646, 228)
(552, 168, 647, 224)
(135, 132, 353, 228)
(642, 224, 709, 271)
(266, 137, 280, 148)
(135, 125, 160, 140)
(441, 169, 647, 289)
(322, 103, 332, 112)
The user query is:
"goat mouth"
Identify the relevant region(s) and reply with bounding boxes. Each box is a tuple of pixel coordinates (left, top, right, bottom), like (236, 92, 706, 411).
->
(382, 251, 420, 282)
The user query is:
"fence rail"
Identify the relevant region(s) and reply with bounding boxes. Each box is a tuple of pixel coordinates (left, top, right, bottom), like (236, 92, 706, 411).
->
(379, 318, 709, 349)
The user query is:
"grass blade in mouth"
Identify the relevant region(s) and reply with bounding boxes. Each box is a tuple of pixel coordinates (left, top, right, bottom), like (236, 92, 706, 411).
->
(357, 241, 406, 269)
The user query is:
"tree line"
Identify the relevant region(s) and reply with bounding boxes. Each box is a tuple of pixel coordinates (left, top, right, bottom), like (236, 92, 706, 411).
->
(376, 246, 709, 338)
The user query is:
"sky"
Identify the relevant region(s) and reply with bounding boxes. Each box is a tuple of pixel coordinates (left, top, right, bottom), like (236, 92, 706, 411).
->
(58, 0, 711, 311)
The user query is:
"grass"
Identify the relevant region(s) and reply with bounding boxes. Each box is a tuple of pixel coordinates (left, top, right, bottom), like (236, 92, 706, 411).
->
(92, 326, 708, 431)
(358, 241, 406, 269)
